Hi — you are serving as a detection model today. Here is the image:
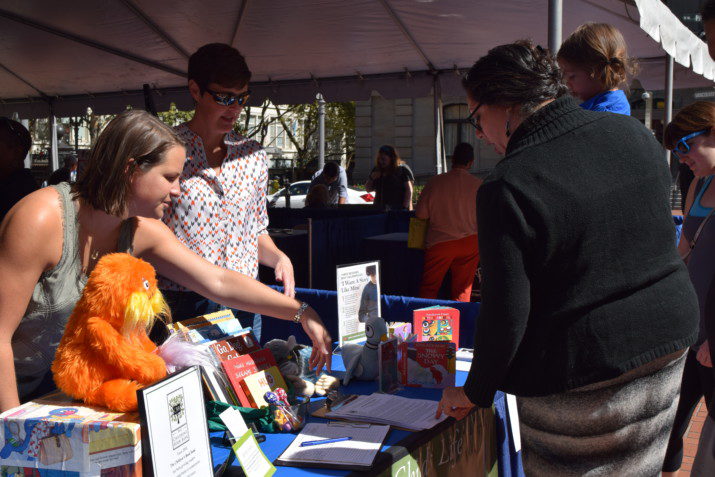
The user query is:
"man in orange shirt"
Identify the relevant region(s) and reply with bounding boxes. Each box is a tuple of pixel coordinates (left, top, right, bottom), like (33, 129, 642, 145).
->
(415, 143, 482, 301)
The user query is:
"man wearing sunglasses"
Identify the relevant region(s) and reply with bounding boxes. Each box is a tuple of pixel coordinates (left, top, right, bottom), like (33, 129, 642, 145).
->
(160, 44, 295, 339)
(0, 117, 37, 224)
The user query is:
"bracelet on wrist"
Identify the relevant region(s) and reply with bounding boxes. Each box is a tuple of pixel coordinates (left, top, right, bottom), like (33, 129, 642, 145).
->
(293, 301, 309, 323)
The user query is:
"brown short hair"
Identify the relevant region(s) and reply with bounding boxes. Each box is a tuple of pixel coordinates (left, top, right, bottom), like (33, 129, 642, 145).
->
(0, 117, 32, 158)
(188, 43, 251, 92)
(73, 110, 184, 216)
(664, 102, 715, 150)
(557, 23, 637, 90)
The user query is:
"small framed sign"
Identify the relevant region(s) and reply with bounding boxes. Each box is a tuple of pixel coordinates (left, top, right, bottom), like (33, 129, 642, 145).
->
(138, 366, 213, 476)
(336, 260, 381, 347)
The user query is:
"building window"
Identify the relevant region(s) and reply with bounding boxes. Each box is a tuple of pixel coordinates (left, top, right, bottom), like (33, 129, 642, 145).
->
(443, 103, 501, 172)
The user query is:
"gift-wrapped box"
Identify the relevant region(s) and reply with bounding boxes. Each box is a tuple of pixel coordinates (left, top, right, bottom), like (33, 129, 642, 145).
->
(0, 391, 141, 476)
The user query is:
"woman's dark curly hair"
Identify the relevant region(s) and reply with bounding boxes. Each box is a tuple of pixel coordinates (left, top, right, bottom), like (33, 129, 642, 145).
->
(462, 40, 568, 115)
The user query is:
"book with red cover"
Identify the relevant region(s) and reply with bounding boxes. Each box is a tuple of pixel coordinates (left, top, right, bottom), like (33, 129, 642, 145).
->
(209, 330, 261, 361)
(398, 341, 456, 388)
(412, 306, 459, 346)
(220, 348, 278, 407)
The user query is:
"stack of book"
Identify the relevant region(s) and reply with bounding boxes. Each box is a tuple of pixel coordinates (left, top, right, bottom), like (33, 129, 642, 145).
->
(171, 310, 287, 408)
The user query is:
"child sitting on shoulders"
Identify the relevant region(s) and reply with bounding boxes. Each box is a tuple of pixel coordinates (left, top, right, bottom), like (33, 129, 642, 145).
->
(557, 22, 636, 115)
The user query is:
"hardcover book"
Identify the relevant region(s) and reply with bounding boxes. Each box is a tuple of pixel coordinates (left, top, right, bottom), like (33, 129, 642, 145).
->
(387, 322, 412, 341)
(239, 366, 288, 408)
(220, 349, 279, 407)
(378, 337, 400, 394)
(398, 341, 456, 388)
(209, 330, 261, 361)
(413, 306, 459, 346)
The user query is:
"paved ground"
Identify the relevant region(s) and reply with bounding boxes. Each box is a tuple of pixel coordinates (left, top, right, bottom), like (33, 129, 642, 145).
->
(680, 398, 708, 475)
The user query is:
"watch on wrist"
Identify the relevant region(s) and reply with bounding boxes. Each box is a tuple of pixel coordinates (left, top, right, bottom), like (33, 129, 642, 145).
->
(293, 301, 309, 323)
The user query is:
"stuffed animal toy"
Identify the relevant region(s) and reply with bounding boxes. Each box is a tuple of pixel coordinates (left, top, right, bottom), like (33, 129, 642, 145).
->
(341, 315, 388, 385)
(51, 253, 169, 412)
(264, 336, 340, 397)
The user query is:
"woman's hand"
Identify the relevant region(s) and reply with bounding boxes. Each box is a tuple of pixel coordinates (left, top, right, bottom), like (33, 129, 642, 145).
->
(370, 171, 381, 180)
(301, 306, 332, 374)
(274, 254, 295, 298)
(697, 340, 712, 368)
(436, 386, 475, 420)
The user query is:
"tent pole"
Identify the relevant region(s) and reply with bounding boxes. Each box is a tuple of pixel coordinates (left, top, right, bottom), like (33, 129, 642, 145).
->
(433, 74, 444, 175)
(50, 104, 59, 173)
(664, 55, 674, 164)
(317, 93, 325, 170)
(548, 0, 562, 52)
(21, 119, 31, 169)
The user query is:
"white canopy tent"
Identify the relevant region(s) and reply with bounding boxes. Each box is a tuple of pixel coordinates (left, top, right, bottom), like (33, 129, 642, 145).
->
(0, 0, 712, 170)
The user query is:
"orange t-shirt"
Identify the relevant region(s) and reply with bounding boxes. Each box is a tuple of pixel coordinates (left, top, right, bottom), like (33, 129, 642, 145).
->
(415, 168, 483, 249)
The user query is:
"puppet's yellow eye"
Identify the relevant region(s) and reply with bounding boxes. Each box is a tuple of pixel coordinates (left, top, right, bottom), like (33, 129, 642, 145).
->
(142, 279, 150, 290)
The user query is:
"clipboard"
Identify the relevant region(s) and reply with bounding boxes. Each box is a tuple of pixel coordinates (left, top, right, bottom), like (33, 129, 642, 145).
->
(310, 397, 415, 432)
(274, 421, 389, 471)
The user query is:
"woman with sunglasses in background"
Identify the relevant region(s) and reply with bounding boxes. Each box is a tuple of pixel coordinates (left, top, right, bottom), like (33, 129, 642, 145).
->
(661, 101, 715, 475)
(365, 145, 414, 210)
(160, 44, 295, 337)
(438, 41, 698, 475)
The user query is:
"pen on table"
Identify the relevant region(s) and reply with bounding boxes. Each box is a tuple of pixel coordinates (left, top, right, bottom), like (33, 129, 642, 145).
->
(300, 436, 353, 447)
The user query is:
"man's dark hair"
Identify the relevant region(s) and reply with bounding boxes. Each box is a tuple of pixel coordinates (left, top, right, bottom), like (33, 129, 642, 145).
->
(452, 143, 474, 166)
(703, 0, 715, 23)
(366, 265, 377, 276)
(322, 161, 340, 179)
(0, 117, 32, 158)
(188, 43, 251, 92)
(463, 40, 568, 115)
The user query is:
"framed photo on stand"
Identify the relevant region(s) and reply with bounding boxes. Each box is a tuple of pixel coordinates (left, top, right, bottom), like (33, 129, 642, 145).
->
(138, 365, 214, 476)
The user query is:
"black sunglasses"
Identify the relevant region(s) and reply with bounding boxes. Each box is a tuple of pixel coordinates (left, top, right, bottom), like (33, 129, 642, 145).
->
(204, 88, 252, 107)
(466, 104, 482, 132)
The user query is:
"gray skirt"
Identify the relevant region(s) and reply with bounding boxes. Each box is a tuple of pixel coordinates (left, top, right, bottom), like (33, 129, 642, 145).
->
(517, 350, 687, 477)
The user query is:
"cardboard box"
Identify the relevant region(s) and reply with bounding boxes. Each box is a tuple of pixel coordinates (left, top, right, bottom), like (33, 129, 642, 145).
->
(0, 391, 141, 476)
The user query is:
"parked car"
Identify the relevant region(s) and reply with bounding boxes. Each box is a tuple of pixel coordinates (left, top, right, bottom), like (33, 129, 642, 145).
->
(267, 180, 374, 208)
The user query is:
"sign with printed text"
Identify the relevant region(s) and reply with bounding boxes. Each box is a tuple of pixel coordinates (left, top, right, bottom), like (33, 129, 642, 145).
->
(336, 261, 381, 347)
(138, 366, 213, 476)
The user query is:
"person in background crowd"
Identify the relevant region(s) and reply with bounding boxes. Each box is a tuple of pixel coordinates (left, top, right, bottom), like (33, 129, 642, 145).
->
(304, 184, 331, 209)
(437, 41, 698, 475)
(557, 23, 635, 115)
(702, 0, 715, 61)
(0, 110, 332, 413)
(162, 44, 295, 340)
(310, 161, 347, 205)
(0, 118, 37, 224)
(661, 101, 715, 476)
(49, 155, 78, 185)
(365, 145, 414, 210)
(415, 143, 482, 302)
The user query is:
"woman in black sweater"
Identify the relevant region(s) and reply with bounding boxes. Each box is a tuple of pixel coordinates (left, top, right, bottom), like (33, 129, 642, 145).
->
(437, 41, 698, 475)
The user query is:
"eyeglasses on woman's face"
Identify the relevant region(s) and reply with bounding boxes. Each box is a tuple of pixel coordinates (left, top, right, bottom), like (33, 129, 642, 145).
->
(673, 130, 709, 160)
(204, 88, 252, 107)
(466, 104, 483, 133)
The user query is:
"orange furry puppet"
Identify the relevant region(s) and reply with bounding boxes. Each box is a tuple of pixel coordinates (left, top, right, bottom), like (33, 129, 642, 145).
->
(51, 253, 169, 412)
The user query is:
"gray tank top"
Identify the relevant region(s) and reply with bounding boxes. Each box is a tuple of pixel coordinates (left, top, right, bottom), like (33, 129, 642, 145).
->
(683, 179, 715, 346)
(12, 182, 135, 401)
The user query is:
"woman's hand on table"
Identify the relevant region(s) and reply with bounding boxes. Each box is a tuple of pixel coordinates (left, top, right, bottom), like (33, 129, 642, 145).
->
(437, 387, 475, 420)
(697, 340, 712, 368)
(274, 254, 295, 298)
(301, 306, 332, 374)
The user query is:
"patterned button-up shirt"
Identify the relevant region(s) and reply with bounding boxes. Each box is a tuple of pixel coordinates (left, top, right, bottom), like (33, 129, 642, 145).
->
(160, 123, 269, 290)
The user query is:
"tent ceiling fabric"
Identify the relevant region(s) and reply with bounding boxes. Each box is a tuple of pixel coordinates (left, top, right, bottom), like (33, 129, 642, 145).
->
(0, 0, 712, 118)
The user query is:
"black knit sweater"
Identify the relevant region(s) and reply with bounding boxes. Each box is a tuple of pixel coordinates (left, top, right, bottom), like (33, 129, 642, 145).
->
(464, 96, 699, 407)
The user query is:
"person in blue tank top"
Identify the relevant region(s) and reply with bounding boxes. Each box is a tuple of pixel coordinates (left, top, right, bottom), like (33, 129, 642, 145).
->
(557, 23, 635, 115)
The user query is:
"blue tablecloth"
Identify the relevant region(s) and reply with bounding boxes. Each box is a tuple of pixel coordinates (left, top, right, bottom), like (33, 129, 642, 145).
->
(210, 354, 524, 476)
(261, 287, 480, 349)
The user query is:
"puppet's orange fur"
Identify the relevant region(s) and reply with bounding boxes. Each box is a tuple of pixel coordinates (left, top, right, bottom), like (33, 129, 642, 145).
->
(51, 253, 168, 412)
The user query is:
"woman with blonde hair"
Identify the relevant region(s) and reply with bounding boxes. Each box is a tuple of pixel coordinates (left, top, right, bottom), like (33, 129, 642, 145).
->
(557, 22, 636, 115)
(365, 145, 414, 210)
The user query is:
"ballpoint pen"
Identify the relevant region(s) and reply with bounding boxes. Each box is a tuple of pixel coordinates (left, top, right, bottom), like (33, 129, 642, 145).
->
(300, 436, 352, 447)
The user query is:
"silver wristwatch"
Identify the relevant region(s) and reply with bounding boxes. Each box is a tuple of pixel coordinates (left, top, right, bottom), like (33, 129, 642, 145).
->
(293, 301, 309, 323)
